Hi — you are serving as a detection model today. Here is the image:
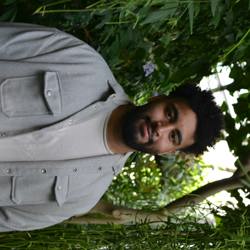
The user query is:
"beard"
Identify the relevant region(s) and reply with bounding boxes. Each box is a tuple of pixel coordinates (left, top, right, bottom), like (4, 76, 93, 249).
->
(121, 105, 158, 154)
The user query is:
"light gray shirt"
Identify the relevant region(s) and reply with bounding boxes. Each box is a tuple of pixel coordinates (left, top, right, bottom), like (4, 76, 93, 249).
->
(0, 101, 115, 161)
(0, 22, 132, 232)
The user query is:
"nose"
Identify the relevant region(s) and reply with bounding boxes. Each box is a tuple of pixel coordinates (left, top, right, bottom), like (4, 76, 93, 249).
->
(151, 121, 175, 140)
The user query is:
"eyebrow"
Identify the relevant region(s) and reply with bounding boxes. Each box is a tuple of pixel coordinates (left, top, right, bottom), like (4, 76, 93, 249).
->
(171, 104, 178, 123)
(171, 104, 182, 145)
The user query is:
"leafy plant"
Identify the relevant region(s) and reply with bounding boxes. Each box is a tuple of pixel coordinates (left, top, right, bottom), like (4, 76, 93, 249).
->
(0, 207, 249, 249)
(0, 0, 18, 21)
(105, 152, 207, 210)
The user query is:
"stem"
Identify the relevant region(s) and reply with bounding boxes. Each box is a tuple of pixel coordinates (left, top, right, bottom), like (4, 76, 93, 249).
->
(41, 0, 71, 8)
(221, 28, 250, 61)
(210, 83, 233, 93)
(34, 8, 116, 14)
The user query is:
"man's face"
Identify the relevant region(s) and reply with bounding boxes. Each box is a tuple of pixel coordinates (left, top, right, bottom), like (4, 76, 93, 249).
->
(122, 96, 197, 154)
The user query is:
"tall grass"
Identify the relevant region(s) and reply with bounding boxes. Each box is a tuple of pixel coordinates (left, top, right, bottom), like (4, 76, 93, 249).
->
(0, 211, 249, 250)
(33, 0, 200, 33)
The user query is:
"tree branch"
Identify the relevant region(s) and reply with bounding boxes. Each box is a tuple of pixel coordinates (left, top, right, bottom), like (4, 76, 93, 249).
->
(68, 169, 249, 224)
(164, 176, 243, 212)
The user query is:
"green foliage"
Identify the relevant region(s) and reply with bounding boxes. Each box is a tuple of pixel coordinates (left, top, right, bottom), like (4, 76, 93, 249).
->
(213, 189, 250, 250)
(156, 153, 207, 203)
(0, 210, 249, 249)
(0, 0, 18, 21)
(105, 153, 163, 210)
(222, 55, 250, 165)
(105, 152, 207, 210)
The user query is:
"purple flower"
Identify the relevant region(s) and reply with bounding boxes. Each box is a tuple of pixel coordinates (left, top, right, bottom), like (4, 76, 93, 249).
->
(143, 62, 155, 77)
(152, 92, 159, 96)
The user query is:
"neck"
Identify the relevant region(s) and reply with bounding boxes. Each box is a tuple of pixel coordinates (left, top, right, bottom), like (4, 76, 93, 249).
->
(107, 104, 134, 154)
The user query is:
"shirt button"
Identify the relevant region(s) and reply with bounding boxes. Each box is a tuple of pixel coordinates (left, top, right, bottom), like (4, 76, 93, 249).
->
(111, 94, 116, 99)
(57, 186, 62, 190)
(41, 169, 47, 174)
(46, 90, 52, 97)
(5, 169, 11, 174)
(98, 166, 102, 171)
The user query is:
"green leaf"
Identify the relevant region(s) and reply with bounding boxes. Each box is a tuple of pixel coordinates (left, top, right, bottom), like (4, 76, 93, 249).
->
(210, 2, 225, 27)
(210, 0, 220, 16)
(188, 1, 194, 34)
(0, 7, 17, 21)
(3, 0, 17, 5)
(141, 7, 177, 25)
(241, 179, 250, 188)
(159, 33, 171, 48)
(155, 57, 170, 80)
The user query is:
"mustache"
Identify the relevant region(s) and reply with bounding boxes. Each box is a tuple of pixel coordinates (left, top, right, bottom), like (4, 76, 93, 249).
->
(144, 117, 154, 145)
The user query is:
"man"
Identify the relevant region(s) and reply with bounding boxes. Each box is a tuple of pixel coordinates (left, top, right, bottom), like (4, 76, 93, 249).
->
(0, 22, 223, 231)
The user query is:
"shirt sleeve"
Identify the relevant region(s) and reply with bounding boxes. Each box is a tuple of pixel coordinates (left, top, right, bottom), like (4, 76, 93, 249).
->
(0, 206, 70, 232)
(0, 22, 83, 61)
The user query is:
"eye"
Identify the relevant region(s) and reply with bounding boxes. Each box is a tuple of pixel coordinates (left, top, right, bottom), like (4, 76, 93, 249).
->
(169, 129, 181, 145)
(170, 130, 176, 143)
(166, 108, 173, 121)
(167, 112, 172, 120)
(166, 104, 178, 123)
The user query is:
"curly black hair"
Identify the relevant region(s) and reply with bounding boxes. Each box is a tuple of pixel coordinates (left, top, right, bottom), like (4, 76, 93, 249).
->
(168, 84, 224, 155)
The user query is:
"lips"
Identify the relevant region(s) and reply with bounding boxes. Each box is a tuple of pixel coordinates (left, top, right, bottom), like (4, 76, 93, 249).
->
(141, 119, 151, 142)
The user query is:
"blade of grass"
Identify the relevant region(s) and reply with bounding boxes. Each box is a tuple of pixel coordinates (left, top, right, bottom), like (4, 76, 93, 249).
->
(188, 0, 194, 34)
(210, 0, 220, 16)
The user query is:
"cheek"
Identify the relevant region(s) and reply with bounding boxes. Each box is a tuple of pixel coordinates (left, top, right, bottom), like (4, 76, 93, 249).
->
(154, 137, 172, 153)
(150, 109, 165, 120)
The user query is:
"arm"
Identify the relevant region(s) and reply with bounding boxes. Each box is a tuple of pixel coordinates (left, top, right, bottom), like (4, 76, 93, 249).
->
(0, 22, 83, 60)
(0, 205, 70, 232)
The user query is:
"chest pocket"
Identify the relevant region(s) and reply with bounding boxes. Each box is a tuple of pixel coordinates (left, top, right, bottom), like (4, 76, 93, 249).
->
(10, 176, 68, 206)
(1, 71, 62, 117)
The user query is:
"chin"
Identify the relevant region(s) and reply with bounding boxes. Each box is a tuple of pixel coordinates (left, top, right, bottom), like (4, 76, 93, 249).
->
(122, 108, 154, 153)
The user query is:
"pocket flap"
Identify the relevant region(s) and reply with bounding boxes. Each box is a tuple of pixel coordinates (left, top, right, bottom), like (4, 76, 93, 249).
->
(10, 176, 56, 205)
(54, 176, 69, 207)
(44, 72, 62, 115)
(1, 72, 62, 117)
